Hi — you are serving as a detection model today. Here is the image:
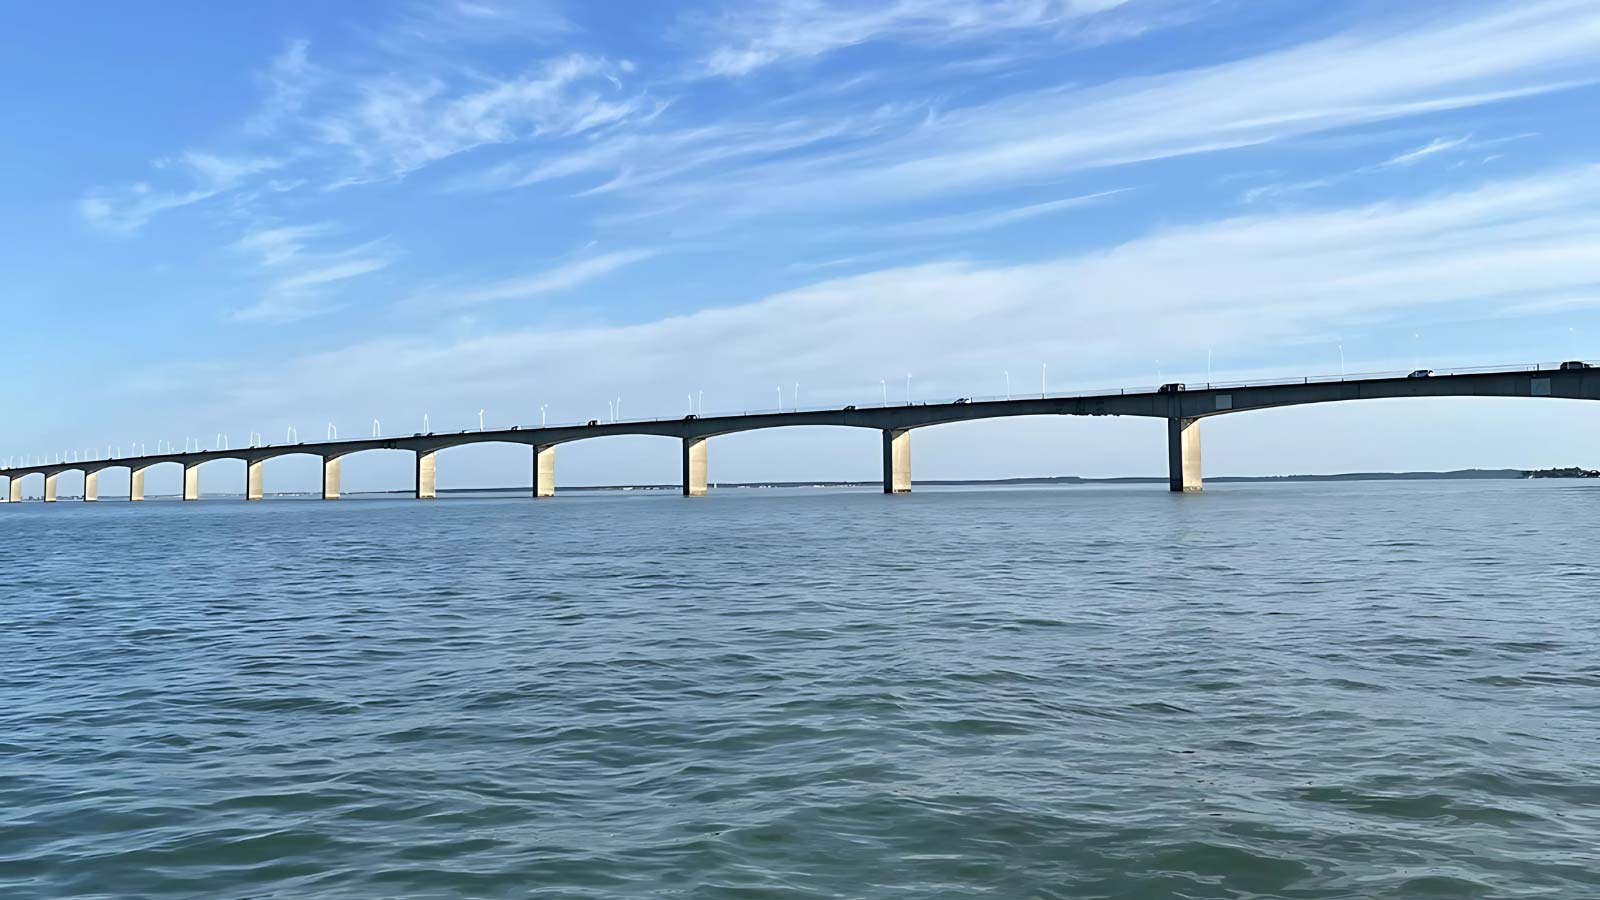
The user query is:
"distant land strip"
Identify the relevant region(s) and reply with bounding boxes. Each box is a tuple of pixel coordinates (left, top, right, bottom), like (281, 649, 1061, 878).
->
(22, 468, 1600, 501)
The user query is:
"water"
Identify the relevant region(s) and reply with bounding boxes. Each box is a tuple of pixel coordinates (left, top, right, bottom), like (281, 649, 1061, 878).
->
(3, 481, 1597, 899)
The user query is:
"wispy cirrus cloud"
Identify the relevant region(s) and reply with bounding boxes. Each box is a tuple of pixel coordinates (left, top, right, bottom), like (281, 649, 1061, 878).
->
(879, 189, 1132, 237)
(308, 53, 649, 184)
(695, 0, 1140, 77)
(1379, 135, 1475, 168)
(230, 223, 394, 324)
(404, 248, 658, 311)
(1241, 131, 1543, 203)
(82, 25, 653, 231)
(80, 151, 284, 234)
(621, 0, 1600, 221)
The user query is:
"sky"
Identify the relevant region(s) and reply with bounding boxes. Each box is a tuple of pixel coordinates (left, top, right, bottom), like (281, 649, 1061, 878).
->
(3, 0, 1600, 494)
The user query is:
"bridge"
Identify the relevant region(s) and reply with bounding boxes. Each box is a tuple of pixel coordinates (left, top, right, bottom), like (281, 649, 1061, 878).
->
(2, 363, 1596, 502)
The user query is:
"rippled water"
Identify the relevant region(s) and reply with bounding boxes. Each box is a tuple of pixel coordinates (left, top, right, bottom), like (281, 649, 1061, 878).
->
(3, 482, 1598, 898)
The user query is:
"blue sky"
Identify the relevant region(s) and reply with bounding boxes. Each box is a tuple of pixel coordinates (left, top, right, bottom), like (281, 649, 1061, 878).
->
(4, 0, 1600, 493)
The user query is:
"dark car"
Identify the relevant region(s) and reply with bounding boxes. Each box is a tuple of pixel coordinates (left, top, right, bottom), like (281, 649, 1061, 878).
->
(1408, 369, 1434, 379)
(1560, 360, 1590, 371)
(1158, 383, 1186, 392)
(684, 414, 698, 420)
(587, 419, 599, 426)
(953, 398, 970, 404)
(842, 404, 856, 410)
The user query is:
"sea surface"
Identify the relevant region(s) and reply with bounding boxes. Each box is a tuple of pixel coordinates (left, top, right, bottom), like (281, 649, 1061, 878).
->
(2, 481, 1597, 899)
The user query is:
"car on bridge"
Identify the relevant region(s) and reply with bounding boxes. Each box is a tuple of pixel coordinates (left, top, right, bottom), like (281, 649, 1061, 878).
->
(1560, 360, 1591, 371)
(1408, 369, 1434, 378)
(1158, 383, 1186, 392)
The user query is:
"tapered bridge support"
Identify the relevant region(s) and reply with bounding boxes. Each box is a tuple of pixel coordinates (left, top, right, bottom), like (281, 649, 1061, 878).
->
(130, 467, 146, 502)
(416, 450, 436, 500)
(322, 456, 341, 500)
(84, 471, 99, 502)
(883, 429, 911, 494)
(1, 477, 11, 503)
(246, 460, 264, 501)
(682, 437, 707, 497)
(183, 463, 200, 501)
(534, 445, 555, 498)
(1168, 417, 1202, 493)
(44, 473, 59, 502)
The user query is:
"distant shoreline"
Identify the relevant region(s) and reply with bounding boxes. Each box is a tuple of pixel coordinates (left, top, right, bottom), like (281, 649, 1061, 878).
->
(24, 468, 1600, 501)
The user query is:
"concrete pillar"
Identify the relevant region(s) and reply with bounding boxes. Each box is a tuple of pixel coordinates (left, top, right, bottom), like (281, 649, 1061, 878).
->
(883, 429, 911, 494)
(534, 445, 556, 498)
(183, 464, 200, 501)
(246, 460, 264, 501)
(416, 450, 437, 500)
(130, 467, 146, 502)
(84, 470, 99, 502)
(0, 477, 9, 502)
(681, 437, 707, 497)
(9, 477, 21, 503)
(44, 473, 59, 502)
(322, 456, 341, 500)
(1168, 417, 1202, 493)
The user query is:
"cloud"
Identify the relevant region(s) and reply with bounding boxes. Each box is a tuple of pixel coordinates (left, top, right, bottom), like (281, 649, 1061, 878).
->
(878, 189, 1132, 237)
(80, 152, 283, 233)
(311, 53, 647, 183)
(697, 0, 1137, 77)
(144, 164, 1600, 429)
(230, 223, 393, 323)
(452, 112, 884, 194)
(1378, 135, 1474, 168)
(84, 33, 652, 229)
(405, 249, 659, 311)
(634, 0, 1600, 220)
(246, 40, 321, 136)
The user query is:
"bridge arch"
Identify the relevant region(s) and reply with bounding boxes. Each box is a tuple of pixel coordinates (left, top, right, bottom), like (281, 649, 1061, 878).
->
(418, 434, 684, 499)
(307, 445, 414, 498)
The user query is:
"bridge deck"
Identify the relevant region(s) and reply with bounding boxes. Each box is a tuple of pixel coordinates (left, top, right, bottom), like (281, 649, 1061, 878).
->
(2, 363, 1595, 495)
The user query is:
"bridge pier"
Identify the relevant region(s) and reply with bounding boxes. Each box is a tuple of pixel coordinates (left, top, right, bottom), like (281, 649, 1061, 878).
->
(682, 438, 707, 497)
(7, 477, 18, 503)
(1167, 417, 1202, 493)
(183, 463, 200, 501)
(43, 473, 59, 502)
(0, 476, 8, 502)
(416, 450, 436, 499)
(535, 445, 555, 498)
(246, 460, 264, 501)
(322, 456, 341, 500)
(84, 470, 99, 502)
(883, 429, 911, 494)
(131, 467, 146, 502)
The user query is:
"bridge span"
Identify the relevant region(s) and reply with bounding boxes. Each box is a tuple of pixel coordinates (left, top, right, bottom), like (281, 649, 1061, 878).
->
(2, 363, 1596, 502)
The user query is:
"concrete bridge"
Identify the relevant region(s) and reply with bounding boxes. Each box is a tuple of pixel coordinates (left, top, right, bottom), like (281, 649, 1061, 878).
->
(3, 363, 1596, 502)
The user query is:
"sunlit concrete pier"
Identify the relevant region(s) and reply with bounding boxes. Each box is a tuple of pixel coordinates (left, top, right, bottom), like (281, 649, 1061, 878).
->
(3, 363, 1595, 502)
